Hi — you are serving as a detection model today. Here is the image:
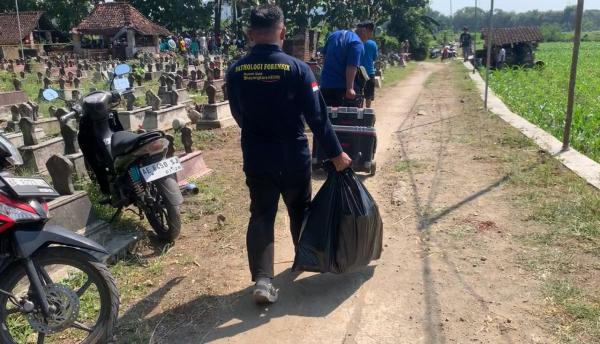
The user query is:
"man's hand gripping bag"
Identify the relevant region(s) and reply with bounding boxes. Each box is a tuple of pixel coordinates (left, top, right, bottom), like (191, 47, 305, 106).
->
(293, 167, 383, 273)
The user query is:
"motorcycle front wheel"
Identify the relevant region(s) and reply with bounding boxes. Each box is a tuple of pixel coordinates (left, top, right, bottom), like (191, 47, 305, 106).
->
(144, 181, 182, 241)
(0, 247, 119, 344)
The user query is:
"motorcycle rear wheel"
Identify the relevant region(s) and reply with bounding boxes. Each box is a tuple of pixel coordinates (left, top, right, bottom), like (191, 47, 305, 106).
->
(0, 247, 119, 344)
(144, 182, 182, 241)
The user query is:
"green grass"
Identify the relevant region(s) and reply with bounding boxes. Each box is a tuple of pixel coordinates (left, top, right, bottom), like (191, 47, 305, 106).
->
(544, 280, 600, 342)
(383, 63, 416, 87)
(488, 42, 600, 162)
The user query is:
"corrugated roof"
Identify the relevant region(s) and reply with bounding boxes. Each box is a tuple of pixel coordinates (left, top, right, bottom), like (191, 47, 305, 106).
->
(0, 11, 44, 45)
(481, 27, 543, 46)
(73, 2, 171, 36)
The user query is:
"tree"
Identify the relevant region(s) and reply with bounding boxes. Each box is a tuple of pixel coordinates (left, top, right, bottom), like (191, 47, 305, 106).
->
(130, 0, 213, 33)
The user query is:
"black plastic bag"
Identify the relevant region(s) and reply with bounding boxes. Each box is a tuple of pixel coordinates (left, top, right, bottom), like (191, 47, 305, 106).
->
(293, 167, 383, 273)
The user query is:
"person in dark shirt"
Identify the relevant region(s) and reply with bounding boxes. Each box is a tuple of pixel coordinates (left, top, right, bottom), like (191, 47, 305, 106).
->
(226, 4, 352, 304)
(320, 22, 374, 107)
(459, 27, 472, 62)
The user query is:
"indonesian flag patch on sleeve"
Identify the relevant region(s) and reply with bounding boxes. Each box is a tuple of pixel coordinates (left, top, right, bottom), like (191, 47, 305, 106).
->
(311, 81, 319, 92)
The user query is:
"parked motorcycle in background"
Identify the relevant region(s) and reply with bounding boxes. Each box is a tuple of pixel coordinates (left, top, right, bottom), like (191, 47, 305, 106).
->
(0, 135, 119, 343)
(43, 64, 184, 241)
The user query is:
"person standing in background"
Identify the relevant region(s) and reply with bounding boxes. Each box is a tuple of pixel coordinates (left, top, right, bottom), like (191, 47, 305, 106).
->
(460, 27, 472, 62)
(360, 36, 378, 108)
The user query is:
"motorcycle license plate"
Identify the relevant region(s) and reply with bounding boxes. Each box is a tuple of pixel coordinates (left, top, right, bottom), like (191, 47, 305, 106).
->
(139, 157, 182, 183)
(0, 176, 59, 198)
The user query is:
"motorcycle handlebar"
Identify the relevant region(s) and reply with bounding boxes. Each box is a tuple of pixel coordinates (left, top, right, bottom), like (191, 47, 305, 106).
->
(59, 111, 77, 123)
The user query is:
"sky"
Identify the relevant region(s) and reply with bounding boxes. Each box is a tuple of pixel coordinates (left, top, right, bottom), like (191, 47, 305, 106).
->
(430, 0, 600, 15)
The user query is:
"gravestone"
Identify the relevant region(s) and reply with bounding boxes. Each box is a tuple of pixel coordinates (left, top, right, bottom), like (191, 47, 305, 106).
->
(166, 76, 175, 91)
(18, 103, 33, 119)
(27, 101, 39, 121)
(190, 70, 197, 81)
(58, 114, 79, 155)
(124, 92, 136, 111)
(127, 74, 135, 87)
(181, 126, 193, 154)
(36, 71, 43, 83)
(46, 155, 75, 195)
(59, 67, 66, 77)
(43, 77, 52, 89)
(187, 108, 201, 124)
(19, 117, 38, 146)
(175, 75, 183, 89)
(168, 91, 179, 106)
(45, 69, 51, 78)
(58, 77, 66, 90)
(145, 90, 161, 110)
(206, 84, 217, 104)
(19, 71, 25, 79)
(12, 78, 22, 91)
(73, 77, 80, 89)
(10, 105, 20, 122)
(76, 69, 83, 78)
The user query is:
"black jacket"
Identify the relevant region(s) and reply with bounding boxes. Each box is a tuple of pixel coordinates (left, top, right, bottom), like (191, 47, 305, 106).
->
(227, 44, 342, 174)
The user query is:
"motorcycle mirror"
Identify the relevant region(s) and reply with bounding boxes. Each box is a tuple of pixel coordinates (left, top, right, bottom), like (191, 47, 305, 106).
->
(114, 64, 131, 76)
(42, 88, 59, 101)
(113, 77, 130, 92)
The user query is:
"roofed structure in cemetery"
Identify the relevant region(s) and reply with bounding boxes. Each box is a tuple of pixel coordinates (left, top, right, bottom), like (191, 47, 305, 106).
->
(481, 27, 543, 47)
(0, 11, 62, 59)
(71, 1, 171, 59)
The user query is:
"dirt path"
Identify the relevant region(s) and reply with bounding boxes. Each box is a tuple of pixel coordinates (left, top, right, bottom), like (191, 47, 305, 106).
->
(117, 62, 557, 343)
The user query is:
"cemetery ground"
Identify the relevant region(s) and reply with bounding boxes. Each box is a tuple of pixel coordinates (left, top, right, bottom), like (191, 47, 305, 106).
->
(8, 60, 600, 343)
(93, 61, 600, 344)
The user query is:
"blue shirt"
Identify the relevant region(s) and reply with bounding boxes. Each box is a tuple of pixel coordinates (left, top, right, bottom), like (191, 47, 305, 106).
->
(226, 44, 342, 174)
(361, 40, 378, 77)
(320, 30, 364, 89)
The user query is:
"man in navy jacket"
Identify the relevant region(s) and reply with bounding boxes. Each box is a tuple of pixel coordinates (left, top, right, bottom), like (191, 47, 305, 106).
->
(227, 4, 351, 304)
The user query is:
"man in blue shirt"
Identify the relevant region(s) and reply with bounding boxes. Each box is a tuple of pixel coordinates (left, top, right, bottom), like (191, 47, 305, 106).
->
(226, 4, 352, 304)
(320, 22, 374, 107)
(361, 38, 378, 107)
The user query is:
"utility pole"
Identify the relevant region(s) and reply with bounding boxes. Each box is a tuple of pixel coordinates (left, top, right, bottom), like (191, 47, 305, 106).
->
(562, 0, 585, 151)
(473, 0, 478, 71)
(484, 0, 495, 109)
(15, 0, 25, 59)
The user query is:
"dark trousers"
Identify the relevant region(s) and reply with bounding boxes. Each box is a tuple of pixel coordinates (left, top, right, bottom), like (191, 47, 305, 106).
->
(245, 169, 311, 281)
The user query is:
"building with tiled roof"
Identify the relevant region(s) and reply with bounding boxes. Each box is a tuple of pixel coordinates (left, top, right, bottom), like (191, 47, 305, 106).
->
(0, 11, 60, 59)
(479, 27, 543, 68)
(71, 1, 172, 59)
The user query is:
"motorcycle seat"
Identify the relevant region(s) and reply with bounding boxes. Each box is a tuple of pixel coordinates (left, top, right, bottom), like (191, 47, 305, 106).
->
(111, 131, 163, 157)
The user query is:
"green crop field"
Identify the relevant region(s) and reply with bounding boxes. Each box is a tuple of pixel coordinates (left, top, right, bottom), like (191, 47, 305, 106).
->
(488, 42, 600, 161)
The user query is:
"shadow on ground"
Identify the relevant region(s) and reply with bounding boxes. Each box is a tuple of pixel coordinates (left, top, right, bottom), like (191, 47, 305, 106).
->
(118, 266, 375, 343)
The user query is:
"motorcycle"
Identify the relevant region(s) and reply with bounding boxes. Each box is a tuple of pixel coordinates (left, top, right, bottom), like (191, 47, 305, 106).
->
(43, 64, 184, 241)
(0, 134, 119, 343)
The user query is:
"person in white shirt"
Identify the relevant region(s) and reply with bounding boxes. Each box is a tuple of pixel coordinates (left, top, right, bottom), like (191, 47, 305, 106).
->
(496, 47, 506, 68)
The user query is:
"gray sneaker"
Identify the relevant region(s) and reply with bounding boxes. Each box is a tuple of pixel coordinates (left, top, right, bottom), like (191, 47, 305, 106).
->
(253, 279, 278, 304)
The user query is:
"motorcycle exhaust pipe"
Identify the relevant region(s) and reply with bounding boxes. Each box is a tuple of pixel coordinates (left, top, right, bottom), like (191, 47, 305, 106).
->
(180, 183, 199, 196)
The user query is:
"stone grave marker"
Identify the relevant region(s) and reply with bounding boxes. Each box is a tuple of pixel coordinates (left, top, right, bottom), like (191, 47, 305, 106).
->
(43, 76, 52, 89)
(19, 71, 25, 79)
(73, 77, 80, 89)
(12, 78, 22, 91)
(46, 155, 75, 195)
(166, 76, 175, 91)
(145, 90, 161, 110)
(124, 92, 136, 111)
(18, 103, 33, 119)
(175, 75, 183, 89)
(19, 117, 38, 146)
(45, 69, 51, 78)
(36, 71, 43, 83)
(58, 77, 66, 90)
(181, 126, 193, 154)
(206, 84, 217, 104)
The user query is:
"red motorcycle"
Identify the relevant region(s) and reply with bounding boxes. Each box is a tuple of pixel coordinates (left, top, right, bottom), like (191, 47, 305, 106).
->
(0, 135, 119, 343)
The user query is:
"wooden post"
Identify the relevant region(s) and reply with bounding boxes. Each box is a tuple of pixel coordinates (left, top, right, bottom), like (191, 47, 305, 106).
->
(562, 0, 585, 151)
(484, 0, 495, 109)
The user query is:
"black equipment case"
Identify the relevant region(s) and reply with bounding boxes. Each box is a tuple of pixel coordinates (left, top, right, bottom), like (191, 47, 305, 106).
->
(312, 125, 377, 175)
(328, 107, 376, 127)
